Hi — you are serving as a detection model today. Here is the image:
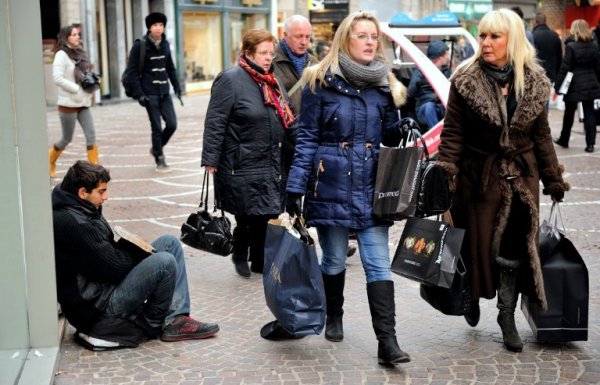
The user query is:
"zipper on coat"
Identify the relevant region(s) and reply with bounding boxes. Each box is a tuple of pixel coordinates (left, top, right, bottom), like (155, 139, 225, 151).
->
(314, 159, 325, 197)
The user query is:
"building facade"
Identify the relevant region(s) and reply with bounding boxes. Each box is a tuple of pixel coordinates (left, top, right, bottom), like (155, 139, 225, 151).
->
(40, 0, 589, 103)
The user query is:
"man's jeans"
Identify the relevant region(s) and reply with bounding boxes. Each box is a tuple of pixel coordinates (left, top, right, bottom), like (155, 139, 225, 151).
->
(146, 94, 177, 158)
(417, 102, 445, 130)
(104, 235, 191, 328)
(317, 225, 391, 283)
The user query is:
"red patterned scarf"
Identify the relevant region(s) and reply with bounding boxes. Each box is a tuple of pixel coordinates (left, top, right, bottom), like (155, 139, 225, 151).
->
(238, 56, 296, 129)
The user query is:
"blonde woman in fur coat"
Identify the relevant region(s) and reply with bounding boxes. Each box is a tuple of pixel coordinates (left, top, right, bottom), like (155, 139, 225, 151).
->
(437, 9, 570, 352)
(285, 11, 414, 365)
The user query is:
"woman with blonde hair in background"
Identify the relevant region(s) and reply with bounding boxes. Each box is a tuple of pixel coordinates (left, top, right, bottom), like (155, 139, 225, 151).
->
(554, 19, 600, 153)
(437, 9, 569, 352)
(50, 25, 99, 177)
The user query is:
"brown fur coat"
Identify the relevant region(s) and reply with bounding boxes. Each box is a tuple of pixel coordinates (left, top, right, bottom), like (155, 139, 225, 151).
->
(437, 62, 569, 310)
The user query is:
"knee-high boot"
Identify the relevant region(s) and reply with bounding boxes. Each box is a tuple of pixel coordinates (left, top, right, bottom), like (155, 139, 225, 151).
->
(497, 266, 523, 352)
(49, 145, 63, 177)
(322, 271, 345, 342)
(87, 144, 100, 164)
(367, 281, 411, 365)
(232, 225, 251, 278)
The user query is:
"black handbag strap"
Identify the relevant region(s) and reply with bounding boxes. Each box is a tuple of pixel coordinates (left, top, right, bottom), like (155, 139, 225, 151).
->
(199, 172, 226, 217)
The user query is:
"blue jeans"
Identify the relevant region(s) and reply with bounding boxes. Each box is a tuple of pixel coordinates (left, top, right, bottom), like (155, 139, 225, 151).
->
(146, 94, 177, 157)
(104, 235, 191, 328)
(417, 102, 445, 129)
(317, 225, 391, 283)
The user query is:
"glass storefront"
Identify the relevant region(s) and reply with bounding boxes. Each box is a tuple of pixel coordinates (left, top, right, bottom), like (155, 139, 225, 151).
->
(182, 12, 222, 86)
(229, 13, 268, 64)
(178, 0, 272, 93)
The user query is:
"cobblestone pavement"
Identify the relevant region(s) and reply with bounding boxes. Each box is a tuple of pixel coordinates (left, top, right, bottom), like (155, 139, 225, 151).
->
(50, 94, 599, 385)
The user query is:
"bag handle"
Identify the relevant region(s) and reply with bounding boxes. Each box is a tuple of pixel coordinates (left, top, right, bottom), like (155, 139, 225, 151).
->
(548, 201, 566, 233)
(198, 172, 227, 217)
(199, 172, 209, 209)
(441, 211, 454, 227)
(399, 128, 431, 160)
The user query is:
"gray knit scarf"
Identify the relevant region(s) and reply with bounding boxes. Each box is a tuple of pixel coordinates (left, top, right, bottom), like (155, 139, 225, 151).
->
(338, 51, 389, 88)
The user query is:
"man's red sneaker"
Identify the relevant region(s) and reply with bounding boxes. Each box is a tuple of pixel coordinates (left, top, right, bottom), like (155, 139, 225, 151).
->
(161, 315, 219, 342)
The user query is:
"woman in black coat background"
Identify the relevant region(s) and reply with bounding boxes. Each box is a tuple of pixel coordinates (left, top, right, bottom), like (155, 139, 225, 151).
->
(202, 29, 297, 278)
(554, 19, 600, 153)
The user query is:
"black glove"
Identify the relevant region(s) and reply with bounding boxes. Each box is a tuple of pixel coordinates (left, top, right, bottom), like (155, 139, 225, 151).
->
(399, 117, 420, 134)
(138, 95, 149, 107)
(285, 192, 303, 217)
(551, 190, 565, 202)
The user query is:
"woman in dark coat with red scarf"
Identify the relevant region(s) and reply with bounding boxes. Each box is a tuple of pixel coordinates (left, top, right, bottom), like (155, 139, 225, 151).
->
(202, 29, 297, 278)
(437, 9, 569, 352)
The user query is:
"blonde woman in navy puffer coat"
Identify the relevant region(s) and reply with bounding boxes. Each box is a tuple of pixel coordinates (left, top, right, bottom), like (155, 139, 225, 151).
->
(285, 11, 414, 366)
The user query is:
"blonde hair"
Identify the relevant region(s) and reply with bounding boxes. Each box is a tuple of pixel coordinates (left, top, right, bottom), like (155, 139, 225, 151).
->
(458, 8, 542, 101)
(570, 19, 593, 42)
(301, 11, 388, 93)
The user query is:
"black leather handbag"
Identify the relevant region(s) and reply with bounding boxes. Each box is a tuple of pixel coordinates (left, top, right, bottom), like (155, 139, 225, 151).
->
(412, 129, 453, 217)
(180, 173, 234, 256)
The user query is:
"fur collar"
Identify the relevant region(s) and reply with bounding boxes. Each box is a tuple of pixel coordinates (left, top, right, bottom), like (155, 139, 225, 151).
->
(388, 72, 407, 108)
(453, 62, 549, 132)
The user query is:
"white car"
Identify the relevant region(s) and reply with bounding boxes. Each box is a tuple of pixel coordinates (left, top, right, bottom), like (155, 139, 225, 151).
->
(380, 11, 479, 155)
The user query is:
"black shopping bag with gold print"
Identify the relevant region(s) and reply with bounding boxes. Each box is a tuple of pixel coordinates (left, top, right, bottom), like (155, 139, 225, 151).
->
(391, 217, 464, 289)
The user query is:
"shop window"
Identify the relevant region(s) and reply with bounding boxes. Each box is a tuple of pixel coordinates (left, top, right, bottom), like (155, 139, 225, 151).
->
(183, 12, 222, 84)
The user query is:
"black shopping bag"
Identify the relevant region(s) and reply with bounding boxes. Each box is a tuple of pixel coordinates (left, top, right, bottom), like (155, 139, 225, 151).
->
(420, 256, 471, 316)
(263, 218, 325, 336)
(521, 203, 588, 342)
(391, 217, 465, 288)
(373, 135, 424, 220)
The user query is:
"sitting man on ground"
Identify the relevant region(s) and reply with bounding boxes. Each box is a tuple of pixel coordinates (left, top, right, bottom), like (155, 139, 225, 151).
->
(408, 40, 451, 130)
(52, 160, 219, 348)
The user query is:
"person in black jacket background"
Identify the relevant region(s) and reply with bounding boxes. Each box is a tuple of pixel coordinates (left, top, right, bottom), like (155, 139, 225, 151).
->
(202, 29, 297, 278)
(53, 160, 219, 347)
(532, 12, 562, 86)
(125, 12, 182, 172)
(554, 19, 600, 153)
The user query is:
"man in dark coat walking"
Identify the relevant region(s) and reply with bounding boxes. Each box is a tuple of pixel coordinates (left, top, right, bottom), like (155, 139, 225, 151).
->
(532, 12, 562, 85)
(125, 12, 182, 172)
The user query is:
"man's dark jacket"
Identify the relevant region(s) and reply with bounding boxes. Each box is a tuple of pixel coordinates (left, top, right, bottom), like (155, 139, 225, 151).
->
(533, 23, 563, 84)
(52, 185, 139, 333)
(125, 34, 181, 98)
(273, 43, 318, 115)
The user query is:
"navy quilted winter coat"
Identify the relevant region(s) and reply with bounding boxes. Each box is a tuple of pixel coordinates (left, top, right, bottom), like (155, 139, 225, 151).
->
(286, 71, 402, 229)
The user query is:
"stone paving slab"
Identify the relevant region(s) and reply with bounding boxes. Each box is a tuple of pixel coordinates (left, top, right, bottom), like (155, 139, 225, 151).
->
(50, 95, 599, 384)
